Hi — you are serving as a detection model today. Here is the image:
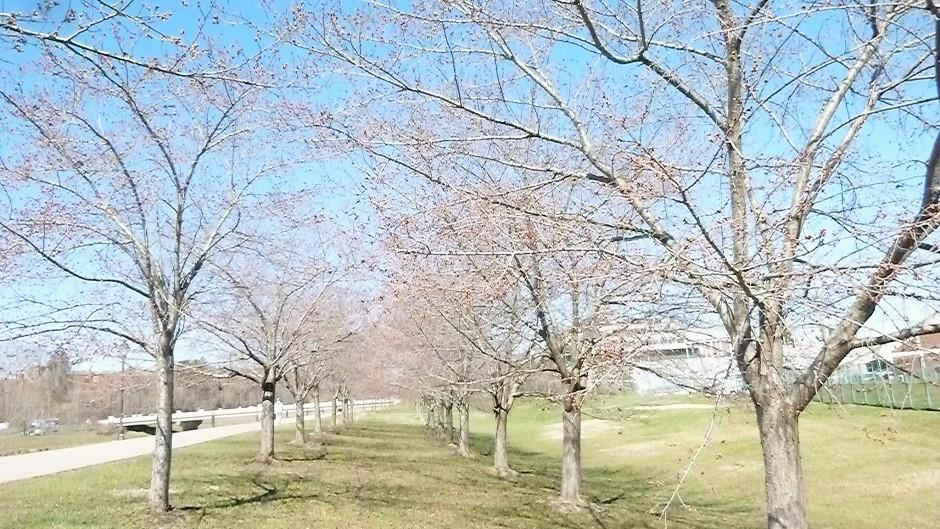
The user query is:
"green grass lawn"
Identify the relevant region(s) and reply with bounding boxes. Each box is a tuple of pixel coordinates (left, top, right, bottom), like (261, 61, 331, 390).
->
(458, 394, 940, 529)
(818, 380, 940, 410)
(0, 417, 257, 457)
(1, 397, 938, 528)
(0, 429, 147, 457)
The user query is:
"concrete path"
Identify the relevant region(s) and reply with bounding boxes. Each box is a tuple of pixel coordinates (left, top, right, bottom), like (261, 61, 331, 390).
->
(0, 420, 265, 485)
(630, 403, 723, 410)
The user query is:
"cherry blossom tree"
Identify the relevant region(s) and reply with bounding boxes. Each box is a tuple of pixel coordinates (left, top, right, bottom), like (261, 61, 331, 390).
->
(200, 226, 354, 459)
(0, 36, 278, 510)
(300, 2, 940, 525)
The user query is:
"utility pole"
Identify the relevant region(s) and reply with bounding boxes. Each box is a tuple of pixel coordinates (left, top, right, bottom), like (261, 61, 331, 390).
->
(213, 380, 223, 428)
(118, 355, 126, 440)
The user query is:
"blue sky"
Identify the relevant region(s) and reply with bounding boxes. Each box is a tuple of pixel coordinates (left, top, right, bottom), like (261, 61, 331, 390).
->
(0, 1, 937, 374)
(307, 1, 939, 345)
(0, 1, 383, 372)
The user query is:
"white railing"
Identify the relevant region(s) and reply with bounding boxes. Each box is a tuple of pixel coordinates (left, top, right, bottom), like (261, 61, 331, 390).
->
(98, 398, 399, 427)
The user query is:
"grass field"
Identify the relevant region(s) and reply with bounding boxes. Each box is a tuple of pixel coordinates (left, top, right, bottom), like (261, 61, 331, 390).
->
(0, 429, 148, 457)
(482, 395, 940, 528)
(1, 396, 938, 528)
(0, 416, 258, 456)
(818, 380, 940, 410)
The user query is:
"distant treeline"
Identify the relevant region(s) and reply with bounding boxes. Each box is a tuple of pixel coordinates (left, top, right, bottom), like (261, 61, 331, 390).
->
(0, 357, 261, 429)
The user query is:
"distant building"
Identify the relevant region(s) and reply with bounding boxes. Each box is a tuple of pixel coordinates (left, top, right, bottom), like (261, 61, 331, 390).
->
(835, 327, 940, 383)
(595, 319, 744, 395)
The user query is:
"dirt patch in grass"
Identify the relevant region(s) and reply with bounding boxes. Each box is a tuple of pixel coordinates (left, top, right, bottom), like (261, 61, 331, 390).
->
(541, 418, 622, 441)
(599, 439, 669, 457)
(112, 487, 185, 499)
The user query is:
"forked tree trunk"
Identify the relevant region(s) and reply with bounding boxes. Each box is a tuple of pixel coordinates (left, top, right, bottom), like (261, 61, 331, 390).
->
(559, 395, 582, 504)
(757, 403, 807, 529)
(258, 381, 276, 462)
(457, 401, 471, 458)
(312, 387, 322, 435)
(293, 399, 306, 445)
(148, 344, 174, 513)
(493, 406, 512, 476)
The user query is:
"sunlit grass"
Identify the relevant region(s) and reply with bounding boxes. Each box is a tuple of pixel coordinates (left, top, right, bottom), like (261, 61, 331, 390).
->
(1, 397, 938, 528)
(0, 429, 147, 457)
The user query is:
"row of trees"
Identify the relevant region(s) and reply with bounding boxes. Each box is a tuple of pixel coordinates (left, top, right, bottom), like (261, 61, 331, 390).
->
(310, 2, 940, 529)
(0, 1, 367, 512)
(0, 358, 265, 429)
(377, 193, 670, 495)
(0, 2, 937, 529)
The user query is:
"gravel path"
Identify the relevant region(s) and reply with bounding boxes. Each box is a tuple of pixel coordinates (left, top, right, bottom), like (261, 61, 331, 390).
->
(0, 421, 265, 485)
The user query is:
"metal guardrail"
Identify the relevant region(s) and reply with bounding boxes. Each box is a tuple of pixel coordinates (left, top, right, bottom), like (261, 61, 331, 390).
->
(98, 398, 399, 427)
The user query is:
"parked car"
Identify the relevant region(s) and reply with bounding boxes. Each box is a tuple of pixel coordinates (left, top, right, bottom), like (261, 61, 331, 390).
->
(27, 418, 60, 436)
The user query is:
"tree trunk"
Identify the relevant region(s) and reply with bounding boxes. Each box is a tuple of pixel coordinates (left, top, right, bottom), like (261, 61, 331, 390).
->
(148, 346, 174, 513)
(424, 404, 433, 429)
(457, 401, 472, 457)
(493, 406, 513, 476)
(258, 381, 276, 463)
(436, 403, 446, 435)
(559, 396, 582, 504)
(444, 401, 454, 443)
(293, 399, 306, 445)
(312, 387, 322, 435)
(331, 396, 337, 428)
(757, 404, 808, 529)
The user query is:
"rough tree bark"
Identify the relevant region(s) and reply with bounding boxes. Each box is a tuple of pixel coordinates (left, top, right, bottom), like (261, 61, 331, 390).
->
(293, 399, 307, 445)
(456, 400, 472, 458)
(331, 394, 338, 428)
(757, 402, 805, 529)
(444, 400, 455, 443)
(425, 403, 434, 429)
(148, 337, 174, 512)
(559, 386, 583, 505)
(258, 380, 276, 462)
(312, 386, 322, 435)
(491, 380, 524, 477)
(493, 405, 512, 475)
(436, 402, 446, 435)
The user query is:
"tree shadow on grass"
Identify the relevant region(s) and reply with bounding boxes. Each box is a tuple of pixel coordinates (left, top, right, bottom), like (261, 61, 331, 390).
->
(164, 419, 758, 529)
(177, 475, 330, 512)
(458, 422, 760, 529)
(330, 422, 759, 529)
(277, 451, 327, 463)
(326, 423, 645, 527)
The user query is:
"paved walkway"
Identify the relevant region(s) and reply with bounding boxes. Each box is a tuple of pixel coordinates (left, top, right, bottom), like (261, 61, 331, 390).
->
(0, 421, 265, 484)
(630, 403, 722, 410)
